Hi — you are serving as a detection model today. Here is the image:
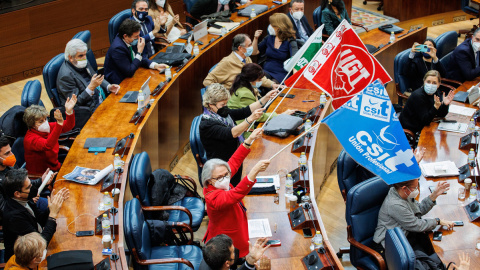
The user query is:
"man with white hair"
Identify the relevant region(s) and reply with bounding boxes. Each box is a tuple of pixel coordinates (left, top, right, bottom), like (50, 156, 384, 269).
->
(57, 39, 120, 112)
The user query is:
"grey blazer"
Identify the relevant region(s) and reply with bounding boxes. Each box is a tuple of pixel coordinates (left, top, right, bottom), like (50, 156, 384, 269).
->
(56, 60, 110, 111)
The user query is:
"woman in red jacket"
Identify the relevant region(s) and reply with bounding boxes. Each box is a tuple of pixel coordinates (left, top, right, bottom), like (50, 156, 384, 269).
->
(23, 95, 77, 175)
(202, 128, 270, 259)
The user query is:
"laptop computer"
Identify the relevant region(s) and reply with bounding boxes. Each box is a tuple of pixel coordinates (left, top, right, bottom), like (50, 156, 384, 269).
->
(119, 76, 151, 103)
(193, 20, 208, 41)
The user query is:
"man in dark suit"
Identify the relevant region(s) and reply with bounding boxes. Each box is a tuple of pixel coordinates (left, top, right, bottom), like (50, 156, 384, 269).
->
(287, 0, 313, 42)
(130, 0, 167, 58)
(447, 28, 480, 83)
(104, 19, 167, 85)
(57, 39, 120, 112)
(3, 169, 69, 262)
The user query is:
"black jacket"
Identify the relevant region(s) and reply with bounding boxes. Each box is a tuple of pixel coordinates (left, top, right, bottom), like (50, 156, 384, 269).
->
(399, 87, 449, 134)
(447, 38, 480, 83)
(3, 197, 56, 262)
(406, 54, 446, 92)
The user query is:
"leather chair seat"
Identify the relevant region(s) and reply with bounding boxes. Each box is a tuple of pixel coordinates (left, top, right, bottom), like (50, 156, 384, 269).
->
(189, 116, 207, 184)
(168, 197, 205, 230)
(108, 9, 131, 44)
(385, 227, 415, 270)
(21, 80, 44, 107)
(43, 53, 65, 107)
(149, 245, 202, 270)
(356, 256, 380, 270)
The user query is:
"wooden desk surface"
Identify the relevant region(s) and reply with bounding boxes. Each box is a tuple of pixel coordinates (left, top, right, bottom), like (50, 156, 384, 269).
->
(416, 80, 480, 265)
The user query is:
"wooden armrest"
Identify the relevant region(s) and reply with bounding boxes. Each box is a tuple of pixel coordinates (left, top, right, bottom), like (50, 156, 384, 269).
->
(396, 84, 409, 100)
(140, 204, 193, 227)
(58, 136, 76, 142)
(440, 83, 456, 92)
(132, 248, 194, 268)
(347, 226, 386, 270)
(59, 145, 70, 152)
(352, 22, 368, 32)
(181, 22, 193, 30)
(442, 78, 462, 87)
(194, 154, 204, 168)
(175, 175, 197, 193)
(169, 221, 194, 244)
(28, 173, 43, 179)
(182, 5, 201, 24)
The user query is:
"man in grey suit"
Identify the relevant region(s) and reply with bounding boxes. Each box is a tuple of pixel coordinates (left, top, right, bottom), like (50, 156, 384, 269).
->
(57, 39, 120, 112)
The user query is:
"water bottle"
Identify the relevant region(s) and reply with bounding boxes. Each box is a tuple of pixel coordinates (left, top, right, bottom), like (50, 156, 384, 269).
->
(320, 93, 327, 106)
(193, 43, 200, 56)
(311, 231, 324, 250)
(137, 90, 145, 109)
(299, 152, 307, 170)
(165, 65, 172, 80)
(221, 26, 227, 36)
(389, 32, 395, 43)
(250, 8, 256, 19)
(114, 154, 122, 170)
(281, 0, 287, 3)
(468, 148, 475, 166)
(470, 183, 477, 199)
(103, 191, 112, 210)
(102, 213, 112, 248)
(285, 173, 294, 196)
(469, 118, 476, 132)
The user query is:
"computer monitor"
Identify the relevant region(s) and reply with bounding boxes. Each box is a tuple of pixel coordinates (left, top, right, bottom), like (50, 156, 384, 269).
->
(193, 20, 208, 41)
(140, 76, 151, 96)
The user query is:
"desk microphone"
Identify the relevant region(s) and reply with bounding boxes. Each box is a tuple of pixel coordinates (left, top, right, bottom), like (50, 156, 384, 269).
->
(201, 38, 219, 51)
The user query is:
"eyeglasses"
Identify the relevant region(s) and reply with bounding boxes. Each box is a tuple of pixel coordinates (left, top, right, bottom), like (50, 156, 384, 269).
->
(210, 172, 231, 182)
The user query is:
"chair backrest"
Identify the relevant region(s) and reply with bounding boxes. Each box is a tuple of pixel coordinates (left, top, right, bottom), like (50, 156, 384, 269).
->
(209, 63, 218, 73)
(337, 149, 375, 201)
(440, 51, 454, 69)
(11, 137, 25, 168)
(21, 80, 44, 108)
(346, 176, 390, 267)
(434, 31, 458, 59)
(72, 30, 98, 71)
(189, 115, 207, 185)
(385, 227, 416, 270)
(125, 198, 151, 266)
(129, 152, 153, 206)
(313, 6, 322, 28)
(394, 48, 412, 94)
(42, 53, 65, 107)
(462, 0, 478, 15)
(108, 9, 131, 44)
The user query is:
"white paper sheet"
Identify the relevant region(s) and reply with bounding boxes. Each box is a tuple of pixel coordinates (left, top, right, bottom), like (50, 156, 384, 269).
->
(420, 161, 459, 177)
(248, 219, 272, 238)
(448, 104, 477, 117)
(437, 122, 468, 133)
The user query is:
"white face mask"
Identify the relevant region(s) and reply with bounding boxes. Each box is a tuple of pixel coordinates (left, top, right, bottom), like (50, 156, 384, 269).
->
(37, 120, 50, 133)
(74, 59, 87, 69)
(219, 0, 229, 4)
(292, 11, 304, 21)
(268, 25, 276, 36)
(156, 0, 166, 8)
(213, 177, 230, 190)
(405, 187, 419, 199)
(424, 83, 437, 95)
(473, 41, 480, 51)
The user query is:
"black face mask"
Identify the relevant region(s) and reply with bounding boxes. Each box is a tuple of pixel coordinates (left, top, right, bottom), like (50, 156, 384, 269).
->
(136, 10, 148, 22)
(28, 185, 39, 200)
(216, 106, 229, 118)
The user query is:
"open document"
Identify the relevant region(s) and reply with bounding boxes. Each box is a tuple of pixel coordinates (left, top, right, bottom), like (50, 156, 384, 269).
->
(420, 161, 459, 177)
(248, 219, 272, 238)
(437, 122, 468, 133)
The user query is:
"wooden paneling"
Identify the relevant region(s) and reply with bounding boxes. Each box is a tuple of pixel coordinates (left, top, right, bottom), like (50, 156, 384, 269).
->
(384, 0, 461, 22)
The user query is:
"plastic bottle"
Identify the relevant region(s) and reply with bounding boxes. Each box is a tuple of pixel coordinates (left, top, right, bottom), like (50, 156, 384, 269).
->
(468, 148, 475, 166)
(165, 65, 172, 80)
(114, 154, 122, 170)
(470, 183, 477, 199)
(250, 8, 256, 19)
(320, 93, 327, 106)
(285, 173, 293, 196)
(193, 43, 200, 56)
(137, 90, 145, 109)
(311, 231, 324, 250)
(103, 191, 112, 210)
(299, 152, 307, 170)
(281, 0, 287, 3)
(389, 32, 395, 43)
(469, 118, 476, 132)
(221, 26, 227, 36)
(102, 214, 112, 248)
(304, 119, 312, 132)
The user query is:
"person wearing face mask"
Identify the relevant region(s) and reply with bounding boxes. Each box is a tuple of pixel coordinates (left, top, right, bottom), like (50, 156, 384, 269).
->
(447, 27, 480, 83)
(104, 19, 167, 85)
(286, 0, 313, 42)
(23, 96, 77, 176)
(405, 39, 447, 92)
(252, 13, 298, 83)
(372, 179, 454, 256)
(321, 0, 351, 36)
(148, 0, 187, 43)
(399, 70, 455, 134)
(3, 169, 69, 262)
(227, 63, 295, 139)
(57, 39, 120, 113)
(203, 34, 279, 91)
(201, 135, 271, 260)
(200, 83, 270, 186)
(4, 232, 47, 270)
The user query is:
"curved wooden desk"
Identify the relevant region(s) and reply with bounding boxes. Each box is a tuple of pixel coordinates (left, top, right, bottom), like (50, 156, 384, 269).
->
(38, 1, 345, 269)
(416, 80, 480, 266)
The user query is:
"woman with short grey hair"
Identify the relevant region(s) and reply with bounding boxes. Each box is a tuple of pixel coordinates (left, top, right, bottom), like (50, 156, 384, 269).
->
(199, 83, 277, 186)
(202, 128, 270, 260)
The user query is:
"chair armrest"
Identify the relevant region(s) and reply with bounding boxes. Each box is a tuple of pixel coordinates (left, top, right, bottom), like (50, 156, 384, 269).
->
(195, 153, 205, 168)
(352, 22, 368, 32)
(347, 226, 386, 270)
(132, 248, 194, 268)
(440, 83, 456, 92)
(396, 84, 409, 100)
(141, 205, 193, 227)
(175, 175, 197, 193)
(182, 3, 201, 24)
(59, 145, 70, 152)
(28, 174, 43, 180)
(168, 221, 194, 244)
(442, 78, 462, 87)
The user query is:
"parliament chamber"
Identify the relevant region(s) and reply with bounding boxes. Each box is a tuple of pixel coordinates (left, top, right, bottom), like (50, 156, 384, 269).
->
(0, 0, 479, 269)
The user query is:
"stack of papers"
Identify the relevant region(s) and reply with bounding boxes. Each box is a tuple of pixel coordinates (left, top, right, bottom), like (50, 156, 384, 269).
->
(208, 22, 241, 35)
(448, 105, 477, 117)
(248, 219, 272, 238)
(420, 161, 459, 177)
(437, 121, 468, 133)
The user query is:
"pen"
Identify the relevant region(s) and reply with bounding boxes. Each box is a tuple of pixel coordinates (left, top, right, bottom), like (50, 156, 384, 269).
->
(302, 100, 315, 102)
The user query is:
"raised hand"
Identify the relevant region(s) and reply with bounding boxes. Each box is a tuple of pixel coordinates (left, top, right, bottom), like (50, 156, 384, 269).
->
(54, 109, 64, 126)
(443, 90, 455, 106)
(137, 37, 146, 53)
(254, 30, 263, 39)
(65, 94, 77, 114)
(411, 42, 420, 52)
(434, 95, 441, 109)
(48, 188, 70, 219)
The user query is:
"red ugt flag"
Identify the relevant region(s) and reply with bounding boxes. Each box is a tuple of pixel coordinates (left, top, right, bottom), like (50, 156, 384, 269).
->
(287, 20, 392, 109)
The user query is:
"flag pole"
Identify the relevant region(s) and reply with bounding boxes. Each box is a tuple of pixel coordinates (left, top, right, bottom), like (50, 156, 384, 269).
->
(269, 121, 322, 161)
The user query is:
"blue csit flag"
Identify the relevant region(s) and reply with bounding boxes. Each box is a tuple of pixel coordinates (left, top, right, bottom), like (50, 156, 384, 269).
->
(322, 79, 421, 184)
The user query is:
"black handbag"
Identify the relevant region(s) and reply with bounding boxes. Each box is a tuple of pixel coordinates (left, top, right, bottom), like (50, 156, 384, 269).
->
(262, 114, 303, 138)
(152, 52, 192, 66)
(47, 250, 94, 270)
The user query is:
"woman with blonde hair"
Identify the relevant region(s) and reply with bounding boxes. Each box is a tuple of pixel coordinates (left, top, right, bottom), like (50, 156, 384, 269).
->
(4, 232, 47, 270)
(148, 0, 187, 42)
(252, 13, 299, 83)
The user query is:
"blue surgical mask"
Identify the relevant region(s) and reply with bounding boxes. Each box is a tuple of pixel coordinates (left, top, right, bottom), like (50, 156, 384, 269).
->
(251, 81, 262, 88)
(136, 11, 148, 22)
(219, 0, 229, 5)
(424, 83, 437, 95)
(244, 46, 253, 57)
(131, 39, 138, 46)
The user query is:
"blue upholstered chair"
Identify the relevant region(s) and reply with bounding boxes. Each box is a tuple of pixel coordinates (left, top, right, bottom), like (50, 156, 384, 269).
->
(129, 151, 205, 232)
(21, 80, 44, 108)
(337, 149, 375, 202)
(189, 116, 207, 185)
(393, 48, 411, 102)
(440, 51, 454, 69)
(42, 53, 65, 107)
(124, 198, 203, 270)
(108, 9, 131, 44)
(384, 227, 415, 270)
(313, 6, 322, 29)
(72, 30, 98, 71)
(434, 31, 458, 60)
(182, 0, 202, 25)
(11, 137, 26, 168)
(346, 176, 390, 270)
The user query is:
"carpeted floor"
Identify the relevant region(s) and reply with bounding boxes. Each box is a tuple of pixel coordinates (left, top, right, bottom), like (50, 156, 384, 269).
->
(351, 6, 399, 33)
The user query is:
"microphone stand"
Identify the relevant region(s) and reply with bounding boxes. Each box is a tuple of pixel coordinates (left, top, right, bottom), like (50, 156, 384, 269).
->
(121, 133, 134, 158)
(110, 168, 122, 241)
